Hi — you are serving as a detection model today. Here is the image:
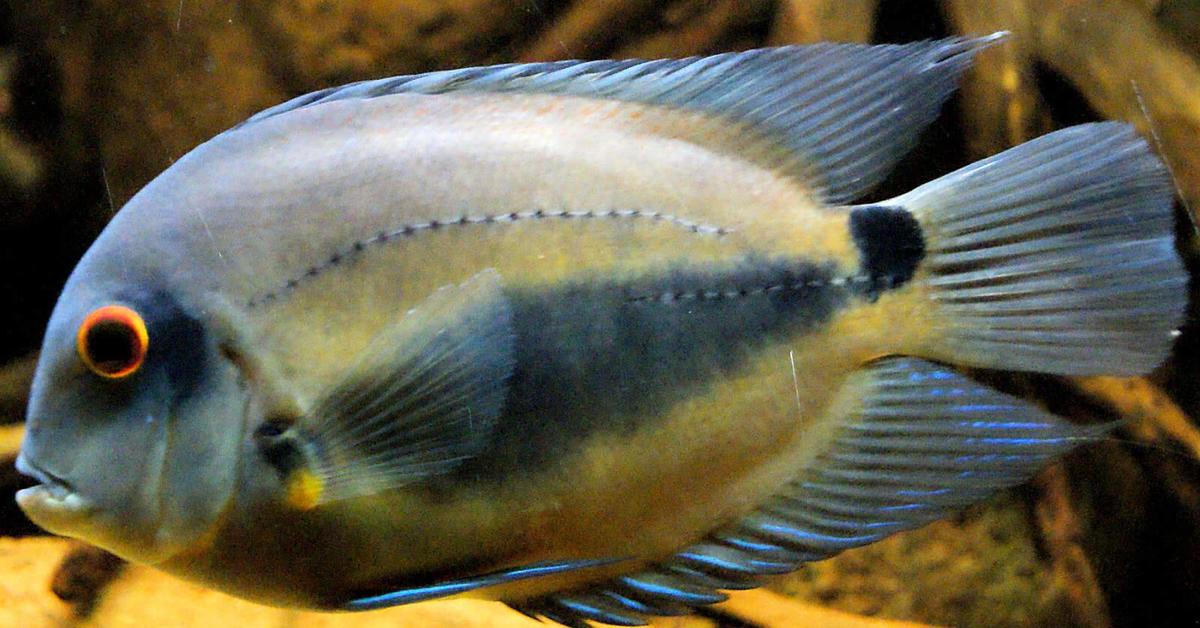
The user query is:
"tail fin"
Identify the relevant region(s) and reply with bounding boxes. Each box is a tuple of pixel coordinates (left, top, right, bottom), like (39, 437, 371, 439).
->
(893, 122, 1187, 376)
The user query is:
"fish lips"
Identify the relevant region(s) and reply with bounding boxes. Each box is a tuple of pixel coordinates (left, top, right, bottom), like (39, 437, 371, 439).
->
(14, 453, 97, 530)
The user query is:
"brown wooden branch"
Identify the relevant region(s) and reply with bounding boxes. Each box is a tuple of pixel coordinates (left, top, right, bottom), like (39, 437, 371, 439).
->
(1029, 0, 1200, 223)
(946, 0, 1200, 228)
(0, 353, 36, 425)
(1031, 465, 1112, 628)
(613, 0, 775, 59)
(0, 423, 21, 459)
(0, 423, 33, 535)
(715, 588, 939, 628)
(0, 357, 34, 537)
(518, 0, 662, 61)
(769, 0, 878, 45)
(1072, 376, 1200, 519)
(942, 1, 1052, 157)
(1074, 376, 1200, 463)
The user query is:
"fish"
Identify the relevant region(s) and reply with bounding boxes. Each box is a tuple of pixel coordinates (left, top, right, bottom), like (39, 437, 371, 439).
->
(14, 33, 1187, 626)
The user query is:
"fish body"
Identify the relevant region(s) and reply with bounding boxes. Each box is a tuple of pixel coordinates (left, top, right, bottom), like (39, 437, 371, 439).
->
(15, 36, 1187, 624)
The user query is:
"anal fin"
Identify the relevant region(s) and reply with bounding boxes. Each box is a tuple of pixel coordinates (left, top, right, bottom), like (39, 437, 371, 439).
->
(732, 357, 1108, 558)
(519, 357, 1109, 625)
(341, 558, 622, 611)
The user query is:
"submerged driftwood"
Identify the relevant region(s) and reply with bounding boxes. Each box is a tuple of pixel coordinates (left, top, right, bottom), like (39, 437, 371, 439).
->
(946, 0, 1200, 221)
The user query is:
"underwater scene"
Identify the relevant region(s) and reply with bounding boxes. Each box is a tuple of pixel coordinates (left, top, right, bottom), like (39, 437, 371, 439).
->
(2, 1, 1200, 626)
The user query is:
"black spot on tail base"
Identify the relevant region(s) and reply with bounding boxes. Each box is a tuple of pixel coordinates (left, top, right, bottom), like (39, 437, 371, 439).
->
(849, 205, 925, 296)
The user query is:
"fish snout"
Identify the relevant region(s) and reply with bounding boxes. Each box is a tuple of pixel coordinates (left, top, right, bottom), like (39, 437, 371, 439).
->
(14, 453, 97, 530)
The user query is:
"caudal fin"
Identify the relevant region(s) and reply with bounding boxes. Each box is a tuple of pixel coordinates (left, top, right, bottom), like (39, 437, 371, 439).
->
(894, 122, 1187, 376)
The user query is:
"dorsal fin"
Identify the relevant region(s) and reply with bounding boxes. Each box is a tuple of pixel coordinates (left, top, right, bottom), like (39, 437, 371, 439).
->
(236, 35, 1004, 204)
(511, 357, 1109, 625)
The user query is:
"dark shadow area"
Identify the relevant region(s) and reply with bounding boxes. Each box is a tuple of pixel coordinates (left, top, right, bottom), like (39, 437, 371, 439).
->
(861, 0, 966, 204)
(0, 40, 107, 364)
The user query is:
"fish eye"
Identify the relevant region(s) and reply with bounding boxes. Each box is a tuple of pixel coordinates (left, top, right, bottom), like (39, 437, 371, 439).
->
(77, 305, 149, 379)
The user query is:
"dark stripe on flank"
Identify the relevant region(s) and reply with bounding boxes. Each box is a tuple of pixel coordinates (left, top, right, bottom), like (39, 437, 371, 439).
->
(848, 205, 925, 297)
(446, 257, 855, 484)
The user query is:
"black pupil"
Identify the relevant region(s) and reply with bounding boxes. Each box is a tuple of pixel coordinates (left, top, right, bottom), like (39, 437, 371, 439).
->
(87, 320, 139, 372)
(255, 421, 288, 439)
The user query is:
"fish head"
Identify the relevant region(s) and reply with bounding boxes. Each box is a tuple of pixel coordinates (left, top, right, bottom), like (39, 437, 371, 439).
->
(16, 239, 254, 566)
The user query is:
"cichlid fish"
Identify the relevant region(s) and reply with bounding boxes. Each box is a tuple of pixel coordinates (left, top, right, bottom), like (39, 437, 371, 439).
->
(15, 34, 1187, 625)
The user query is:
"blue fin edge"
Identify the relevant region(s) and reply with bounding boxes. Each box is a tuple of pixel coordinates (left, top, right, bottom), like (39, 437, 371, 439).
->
(342, 558, 622, 611)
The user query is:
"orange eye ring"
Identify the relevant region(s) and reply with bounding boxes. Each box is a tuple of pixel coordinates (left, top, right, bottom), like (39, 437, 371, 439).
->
(77, 305, 149, 379)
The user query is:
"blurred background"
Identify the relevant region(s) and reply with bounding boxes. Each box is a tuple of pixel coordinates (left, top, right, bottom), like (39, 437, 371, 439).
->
(1, 1, 1199, 626)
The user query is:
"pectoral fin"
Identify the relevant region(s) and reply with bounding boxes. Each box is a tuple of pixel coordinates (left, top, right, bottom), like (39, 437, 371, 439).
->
(283, 270, 514, 507)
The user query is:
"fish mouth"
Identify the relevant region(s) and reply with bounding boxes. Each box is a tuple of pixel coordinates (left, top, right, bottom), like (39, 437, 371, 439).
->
(14, 454, 95, 522)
